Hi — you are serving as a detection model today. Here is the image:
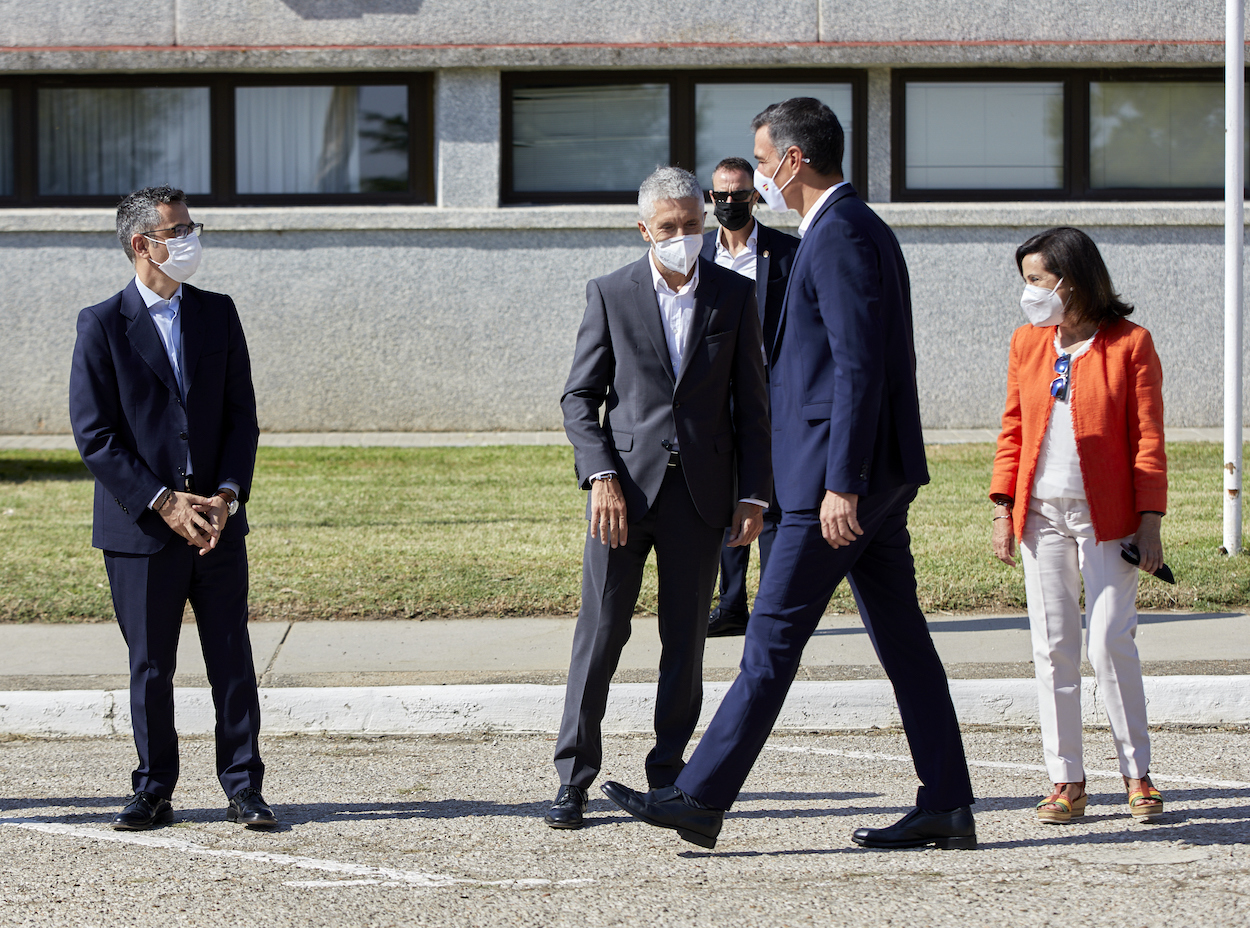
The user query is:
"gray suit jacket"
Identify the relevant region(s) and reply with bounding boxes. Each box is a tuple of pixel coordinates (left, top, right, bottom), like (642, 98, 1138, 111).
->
(561, 253, 771, 529)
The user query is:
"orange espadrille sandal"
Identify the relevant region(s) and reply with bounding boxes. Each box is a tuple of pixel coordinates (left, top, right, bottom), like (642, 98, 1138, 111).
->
(1125, 774, 1164, 821)
(1036, 780, 1088, 824)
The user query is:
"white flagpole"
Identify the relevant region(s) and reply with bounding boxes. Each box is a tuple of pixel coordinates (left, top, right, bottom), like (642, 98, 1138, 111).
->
(1224, 0, 1245, 556)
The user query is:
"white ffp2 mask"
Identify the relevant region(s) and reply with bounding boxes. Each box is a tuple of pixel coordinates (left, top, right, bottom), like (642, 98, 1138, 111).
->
(649, 231, 702, 276)
(1020, 279, 1067, 327)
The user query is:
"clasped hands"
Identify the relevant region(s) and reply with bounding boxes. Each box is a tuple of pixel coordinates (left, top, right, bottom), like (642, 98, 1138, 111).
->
(589, 478, 766, 549)
(157, 491, 229, 554)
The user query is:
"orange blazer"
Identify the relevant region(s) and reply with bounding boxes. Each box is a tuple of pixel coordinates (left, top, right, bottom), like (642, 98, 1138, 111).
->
(991, 318, 1167, 542)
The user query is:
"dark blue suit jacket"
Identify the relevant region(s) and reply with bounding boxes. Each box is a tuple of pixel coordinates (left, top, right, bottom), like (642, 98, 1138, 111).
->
(69, 280, 259, 555)
(770, 185, 929, 512)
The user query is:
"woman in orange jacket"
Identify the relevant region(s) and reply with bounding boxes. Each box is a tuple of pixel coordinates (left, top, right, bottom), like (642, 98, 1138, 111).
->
(991, 227, 1166, 825)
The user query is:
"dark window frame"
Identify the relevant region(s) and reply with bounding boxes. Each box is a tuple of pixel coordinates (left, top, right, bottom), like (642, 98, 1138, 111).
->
(0, 72, 434, 208)
(892, 67, 1248, 202)
(501, 69, 869, 205)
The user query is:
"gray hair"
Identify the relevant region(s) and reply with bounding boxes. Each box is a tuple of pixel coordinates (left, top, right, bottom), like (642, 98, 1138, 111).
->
(116, 186, 187, 262)
(638, 166, 702, 223)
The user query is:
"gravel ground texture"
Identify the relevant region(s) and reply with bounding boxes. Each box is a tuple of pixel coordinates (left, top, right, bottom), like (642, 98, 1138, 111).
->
(0, 727, 1246, 927)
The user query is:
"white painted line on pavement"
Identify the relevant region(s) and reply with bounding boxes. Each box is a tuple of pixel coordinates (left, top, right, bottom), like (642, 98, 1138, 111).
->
(765, 746, 1250, 790)
(0, 818, 592, 889)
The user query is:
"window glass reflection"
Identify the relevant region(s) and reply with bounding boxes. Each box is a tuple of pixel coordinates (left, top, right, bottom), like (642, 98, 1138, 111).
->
(906, 82, 1064, 190)
(235, 85, 408, 195)
(695, 83, 854, 185)
(512, 84, 670, 193)
(0, 89, 12, 196)
(1090, 81, 1246, 189)
(38, 87, 211, 196)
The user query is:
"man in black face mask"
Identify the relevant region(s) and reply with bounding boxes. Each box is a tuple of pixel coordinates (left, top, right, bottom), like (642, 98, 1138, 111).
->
(700, 157, 800, 638)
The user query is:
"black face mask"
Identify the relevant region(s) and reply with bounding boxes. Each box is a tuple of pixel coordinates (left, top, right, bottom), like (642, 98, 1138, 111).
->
(713, 200, 753, 232)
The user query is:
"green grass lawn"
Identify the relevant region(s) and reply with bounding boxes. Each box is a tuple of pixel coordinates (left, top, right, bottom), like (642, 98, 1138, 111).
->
(1, 443, 1247, 622)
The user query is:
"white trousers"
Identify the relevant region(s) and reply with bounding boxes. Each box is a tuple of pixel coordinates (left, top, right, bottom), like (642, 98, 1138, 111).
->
(1020, 497, 1150, 782)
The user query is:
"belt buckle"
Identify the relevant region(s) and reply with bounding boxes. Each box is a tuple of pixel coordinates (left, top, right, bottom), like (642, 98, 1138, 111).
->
(667, 452, 680, 468)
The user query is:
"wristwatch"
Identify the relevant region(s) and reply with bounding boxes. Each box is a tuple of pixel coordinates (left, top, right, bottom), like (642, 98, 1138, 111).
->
(215, 488, 240, 517)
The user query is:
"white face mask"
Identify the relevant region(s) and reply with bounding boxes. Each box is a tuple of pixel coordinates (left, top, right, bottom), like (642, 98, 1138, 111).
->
(1020, 278, 1067, 327)
(754, 157, 800, 212)
(146, 230, 202, 284)
(648, 229, 702, 276)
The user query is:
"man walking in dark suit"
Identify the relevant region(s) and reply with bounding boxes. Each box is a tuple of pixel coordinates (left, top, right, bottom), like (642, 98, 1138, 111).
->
(70, 186, 276, 830)
(701, 156, 799, 638)
(603, 100, 977, 850)
(546, 166, 772, 830)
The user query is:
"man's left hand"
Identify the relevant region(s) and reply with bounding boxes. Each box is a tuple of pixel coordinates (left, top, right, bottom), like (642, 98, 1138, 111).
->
(821, 490, 863, 548)
(726, 502, 765, 547)
(191, 496, 230, 555)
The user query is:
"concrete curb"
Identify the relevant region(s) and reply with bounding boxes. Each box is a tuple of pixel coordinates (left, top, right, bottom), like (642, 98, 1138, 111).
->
(1, 677, 1246, 738)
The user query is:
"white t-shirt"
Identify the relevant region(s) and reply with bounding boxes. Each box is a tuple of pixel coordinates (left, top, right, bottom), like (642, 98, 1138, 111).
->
(1032, 333, 1096, 501)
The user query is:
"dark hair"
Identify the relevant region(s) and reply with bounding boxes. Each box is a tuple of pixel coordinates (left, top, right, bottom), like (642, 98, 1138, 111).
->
(116, 186, 187, 262)
(750, 97, 844, 177)
(712, 156, 754, 183)
(1015, 227, 1133, 326)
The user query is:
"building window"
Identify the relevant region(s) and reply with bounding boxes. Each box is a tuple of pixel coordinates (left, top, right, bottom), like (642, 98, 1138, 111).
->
(0, 74, 431, 207)
(904, 82, 1063, 191)
(1089, 81, 1240, 190)
(503, 70, 866, 204)
(511, 84, 670, 194)
(895, 68, 1247, 201)
(694, 82, 856, 190)
(37, 87, 212, 197)
(0, 88, 12, 197)
(235, 85, 409, 195)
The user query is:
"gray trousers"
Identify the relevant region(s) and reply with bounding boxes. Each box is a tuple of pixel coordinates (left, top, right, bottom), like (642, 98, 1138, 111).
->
(554, 463, 724, 790)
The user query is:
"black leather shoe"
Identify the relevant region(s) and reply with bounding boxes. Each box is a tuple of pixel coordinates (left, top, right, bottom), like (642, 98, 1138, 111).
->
(112, 791, 173, 831)
(601, 781, 723, 849)
(544, 785, 588, 829)
(708, 608, 749, 638)
(851, 806, 977, 850)
(227, 787, 278, 828)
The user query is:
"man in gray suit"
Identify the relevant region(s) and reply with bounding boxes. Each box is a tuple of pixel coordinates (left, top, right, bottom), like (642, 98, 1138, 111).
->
(546, 166, 772, 829)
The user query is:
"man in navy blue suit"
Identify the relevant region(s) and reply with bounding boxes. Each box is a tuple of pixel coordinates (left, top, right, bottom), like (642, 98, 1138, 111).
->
(70, 186, 276, 831)
(699, 157, 799, 637)
(603, 99, 977, 850)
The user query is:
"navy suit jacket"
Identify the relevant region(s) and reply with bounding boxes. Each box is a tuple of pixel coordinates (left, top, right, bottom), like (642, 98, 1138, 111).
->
(69, 280, 259, 555)
(770, 185, 929, 512)
(700, 220, 800, 372)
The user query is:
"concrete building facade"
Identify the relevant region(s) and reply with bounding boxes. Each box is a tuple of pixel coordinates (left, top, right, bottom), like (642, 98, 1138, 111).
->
(1, 1, 1246, 432)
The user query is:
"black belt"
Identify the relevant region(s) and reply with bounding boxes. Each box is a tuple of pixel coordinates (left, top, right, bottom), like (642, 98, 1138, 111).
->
(182, 475, 195, 492)
(667, 451, 681, 468)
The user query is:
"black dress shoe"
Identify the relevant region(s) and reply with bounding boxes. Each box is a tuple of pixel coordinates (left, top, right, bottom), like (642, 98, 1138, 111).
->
(544, 785, 588, 829)
(851, 806, 977, 850)
(112, 791, 173, 831)
(601, 781, 723, 849)
(227, 787, 278, 828)
(708, 608, 749, 638)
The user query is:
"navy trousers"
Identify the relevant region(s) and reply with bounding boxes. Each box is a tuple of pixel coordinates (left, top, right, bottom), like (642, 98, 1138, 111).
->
(555, 464, 724, 790)
(713, 513, 779, 615)
(676, 484, 975, 812)
(103, 537, 263, 799)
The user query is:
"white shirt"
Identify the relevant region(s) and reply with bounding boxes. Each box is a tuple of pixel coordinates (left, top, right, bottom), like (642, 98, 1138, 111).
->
(714, 221, 758, 281)
(135, 277, 239, 509)
(649, 253, 698, 383)
(1032, 333, 1096, 501)
(797, 181, 851, 238)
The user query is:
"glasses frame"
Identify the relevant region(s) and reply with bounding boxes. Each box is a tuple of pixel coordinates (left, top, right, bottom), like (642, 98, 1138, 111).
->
(709, 189, 754, 203)
(143, 222, 203, 240)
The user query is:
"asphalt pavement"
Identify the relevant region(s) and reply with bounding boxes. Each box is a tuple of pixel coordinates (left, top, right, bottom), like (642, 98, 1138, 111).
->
(0, 728, 1246, 927)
